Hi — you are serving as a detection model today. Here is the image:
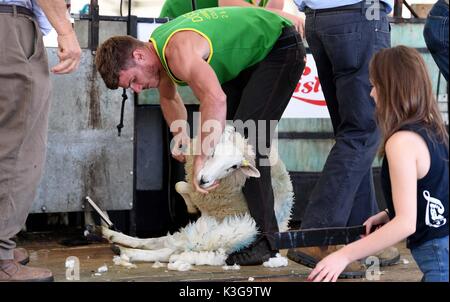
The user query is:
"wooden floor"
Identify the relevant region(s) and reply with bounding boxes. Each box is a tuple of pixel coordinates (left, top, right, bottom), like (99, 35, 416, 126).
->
(16, 232, 423, 282)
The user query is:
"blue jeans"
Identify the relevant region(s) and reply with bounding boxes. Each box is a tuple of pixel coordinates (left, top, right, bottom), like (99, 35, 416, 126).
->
(411, 236, 449, 282)
(301, 3, 391, 228)
(423, 0, 449, 81)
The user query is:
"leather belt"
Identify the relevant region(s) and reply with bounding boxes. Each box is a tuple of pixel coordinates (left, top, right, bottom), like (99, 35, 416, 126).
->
(304, 1, 388, 15)
(0, 4, 34, 17)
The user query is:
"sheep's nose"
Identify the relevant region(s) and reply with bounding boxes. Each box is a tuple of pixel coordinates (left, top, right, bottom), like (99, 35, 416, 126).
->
(199, 177, 207, 186)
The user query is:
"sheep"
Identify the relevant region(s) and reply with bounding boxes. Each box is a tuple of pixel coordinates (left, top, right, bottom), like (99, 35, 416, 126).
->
(100, 125, 294, 267)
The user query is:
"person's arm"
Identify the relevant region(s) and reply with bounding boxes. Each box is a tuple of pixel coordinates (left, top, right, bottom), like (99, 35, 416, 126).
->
(218, 0, 304, 36)
(308, 132, 420, 282)
(165, 32, 226, 193)
(266, 0, 285, 10)
(158, 72, 189, 162)
(219, 0, 283, 8)
(36, 0, 81, 74)
(159, 72, 188, 128)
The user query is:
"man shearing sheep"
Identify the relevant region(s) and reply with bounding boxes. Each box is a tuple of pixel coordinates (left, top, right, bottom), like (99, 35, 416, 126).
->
(94, 6, 305, 265)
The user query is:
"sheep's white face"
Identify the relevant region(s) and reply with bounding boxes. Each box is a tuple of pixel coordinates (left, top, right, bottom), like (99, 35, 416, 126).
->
(197, 137, 260, 189)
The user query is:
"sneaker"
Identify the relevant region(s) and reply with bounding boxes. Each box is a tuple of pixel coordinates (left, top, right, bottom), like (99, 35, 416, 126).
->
(362, 246, 400, 267)
(0, 260, 54, 282)
(287, 245, 366, 279)
(14, 248, 30, 265)
(225, 236, 277, 266)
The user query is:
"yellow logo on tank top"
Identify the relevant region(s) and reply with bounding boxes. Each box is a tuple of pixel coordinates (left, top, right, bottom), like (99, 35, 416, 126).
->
(183, 9, 229, 23)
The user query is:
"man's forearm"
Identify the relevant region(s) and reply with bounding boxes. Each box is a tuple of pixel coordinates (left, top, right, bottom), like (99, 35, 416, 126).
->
(219, 0, 285, 11)
(160, 93, 188, 133)
(266, 0, 285, 10)
(197, 97, 227, 160)
(36, 0, 73, 35)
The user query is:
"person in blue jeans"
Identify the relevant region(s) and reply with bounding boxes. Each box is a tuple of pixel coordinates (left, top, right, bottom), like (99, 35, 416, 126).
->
(423, 0, 449, 81)
(308, 46, 449, 282)
(287, 0, 399, 278)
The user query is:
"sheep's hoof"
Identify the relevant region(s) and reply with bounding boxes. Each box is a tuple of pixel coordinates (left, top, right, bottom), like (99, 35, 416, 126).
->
(84, 224, 109, 243)
(111, 244, 121, 255)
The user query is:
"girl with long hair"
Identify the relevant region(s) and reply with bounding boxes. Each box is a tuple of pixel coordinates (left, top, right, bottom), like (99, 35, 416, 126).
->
(308, 46, 449, 282)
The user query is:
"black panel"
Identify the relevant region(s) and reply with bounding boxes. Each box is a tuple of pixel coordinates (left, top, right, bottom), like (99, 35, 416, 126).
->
(133, 105, 200, 237)
(135, 106, 164, 190)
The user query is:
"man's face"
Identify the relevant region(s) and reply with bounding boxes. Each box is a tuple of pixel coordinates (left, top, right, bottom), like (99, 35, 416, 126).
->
(118, 53, 160, 93)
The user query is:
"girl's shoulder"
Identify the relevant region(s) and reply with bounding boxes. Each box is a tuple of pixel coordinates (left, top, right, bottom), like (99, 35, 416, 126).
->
(386, 130, 427, 154)
(386, 130, 431, 178)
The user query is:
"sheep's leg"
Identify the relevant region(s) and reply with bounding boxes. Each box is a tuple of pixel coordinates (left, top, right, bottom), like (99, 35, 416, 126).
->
(169, 250, 227, 266)
(117, 246, 174, 263)
(175, 181, 199, 214)
(101, 226, 168, 250)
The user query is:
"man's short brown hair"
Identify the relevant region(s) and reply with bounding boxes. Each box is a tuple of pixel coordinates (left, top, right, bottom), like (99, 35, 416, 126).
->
(95, 36, 145, 89)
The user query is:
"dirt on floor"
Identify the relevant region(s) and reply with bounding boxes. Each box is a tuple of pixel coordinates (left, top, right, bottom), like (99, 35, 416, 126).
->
(15, 231, 422, 282)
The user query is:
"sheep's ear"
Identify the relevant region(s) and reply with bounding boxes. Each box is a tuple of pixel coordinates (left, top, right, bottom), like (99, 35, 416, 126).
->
(240, 160, 260, 178)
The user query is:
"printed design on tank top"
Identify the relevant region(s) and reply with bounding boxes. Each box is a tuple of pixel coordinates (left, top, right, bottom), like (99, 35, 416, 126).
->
(423, 190, 447, 228)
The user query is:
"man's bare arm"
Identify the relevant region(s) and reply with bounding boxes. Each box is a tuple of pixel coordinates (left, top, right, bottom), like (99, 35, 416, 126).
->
(159, 72, 189, 162)
(159, 72, 188, 130)
(165, 32, 226, 161)
(218, 0, 304, 36)
(219, 0, 284, 10)
(266, 0, 285, 10)
(36, 0, 81, 73)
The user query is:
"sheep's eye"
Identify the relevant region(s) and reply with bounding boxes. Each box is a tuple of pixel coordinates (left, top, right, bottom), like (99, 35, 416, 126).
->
(231, 165, 237, 169)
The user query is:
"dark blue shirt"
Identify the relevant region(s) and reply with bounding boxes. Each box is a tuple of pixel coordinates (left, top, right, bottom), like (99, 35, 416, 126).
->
(381, 123, 449, 249)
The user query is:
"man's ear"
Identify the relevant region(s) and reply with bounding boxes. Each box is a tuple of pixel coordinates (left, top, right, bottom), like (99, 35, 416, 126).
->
(132, 48, 145, 62)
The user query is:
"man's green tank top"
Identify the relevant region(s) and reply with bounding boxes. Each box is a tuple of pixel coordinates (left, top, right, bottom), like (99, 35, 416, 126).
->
(150, 7, 293, 86)
(159, 0, 270, 18)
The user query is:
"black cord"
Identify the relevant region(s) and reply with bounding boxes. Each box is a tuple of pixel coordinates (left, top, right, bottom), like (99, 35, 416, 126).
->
(116, 0, 132, 136)
(117, 90, 128, 136)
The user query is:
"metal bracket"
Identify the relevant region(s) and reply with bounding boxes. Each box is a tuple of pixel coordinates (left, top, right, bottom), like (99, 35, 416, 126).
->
(88, 0, 99, 52)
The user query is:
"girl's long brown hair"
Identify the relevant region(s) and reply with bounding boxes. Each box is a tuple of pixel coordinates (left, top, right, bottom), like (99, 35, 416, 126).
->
(369, 45, 449, 156)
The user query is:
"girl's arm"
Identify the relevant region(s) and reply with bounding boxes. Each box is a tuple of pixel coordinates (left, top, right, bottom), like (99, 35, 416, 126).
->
(309, 131, 422, 282)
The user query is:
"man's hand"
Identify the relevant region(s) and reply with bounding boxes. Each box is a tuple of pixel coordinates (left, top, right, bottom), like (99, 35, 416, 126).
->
(36, 0, 81, 74)
(192, 156, 220, 194)
(51, 31, 81, 74)
(285, 14, 305, 38)
(171, 132, 190, 163)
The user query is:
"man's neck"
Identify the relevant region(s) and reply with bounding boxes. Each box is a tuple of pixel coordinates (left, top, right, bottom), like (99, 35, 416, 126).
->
(145, 41, 163, 71)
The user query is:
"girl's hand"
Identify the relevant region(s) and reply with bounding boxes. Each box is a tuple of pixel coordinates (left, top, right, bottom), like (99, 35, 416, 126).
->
(307, 251, 350, 282)
(363, 211, 390, 236)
